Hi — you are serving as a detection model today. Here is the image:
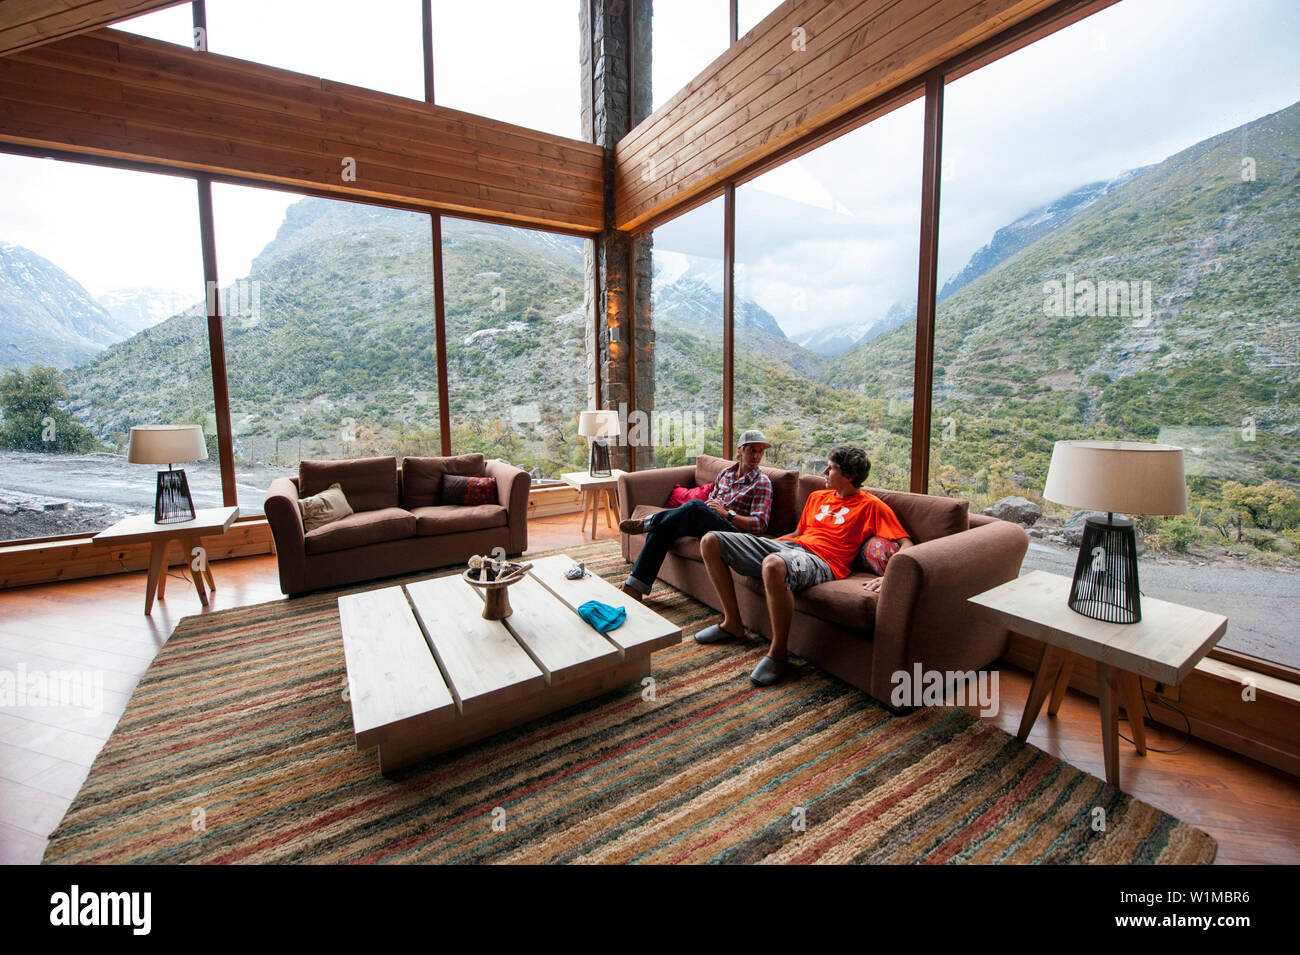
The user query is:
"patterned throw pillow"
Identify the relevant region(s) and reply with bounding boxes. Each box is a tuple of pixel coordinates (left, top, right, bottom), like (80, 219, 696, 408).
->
(860, 535, 901, 576)
(298, 482, 353, 532)
(441, 474, 497, 506)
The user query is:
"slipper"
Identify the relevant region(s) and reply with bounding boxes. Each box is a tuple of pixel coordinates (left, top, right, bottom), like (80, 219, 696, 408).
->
(694, 623, 740, 644)
(749, 656, 786, 686)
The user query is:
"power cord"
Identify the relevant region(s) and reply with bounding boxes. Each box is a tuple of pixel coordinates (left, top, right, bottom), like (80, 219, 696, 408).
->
(1116, 683, 1192, 754)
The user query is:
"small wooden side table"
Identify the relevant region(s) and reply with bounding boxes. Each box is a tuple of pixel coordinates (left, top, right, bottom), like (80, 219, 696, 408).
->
(968, 570, 1227, 789)
(93, 506, 239, 614)
(560, 470, 627, 539)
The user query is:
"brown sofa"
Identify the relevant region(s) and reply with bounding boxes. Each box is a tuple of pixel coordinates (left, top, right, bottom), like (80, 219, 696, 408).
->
(617, 454, 1028, 710)
(265, 453, 529, 596)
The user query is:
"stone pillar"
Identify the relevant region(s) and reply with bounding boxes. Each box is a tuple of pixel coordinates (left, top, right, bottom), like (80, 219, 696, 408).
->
(581, 0, 654, 470)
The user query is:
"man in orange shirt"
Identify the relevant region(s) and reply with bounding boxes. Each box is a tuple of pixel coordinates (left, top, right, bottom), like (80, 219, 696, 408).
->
(695, 446, 914, 686)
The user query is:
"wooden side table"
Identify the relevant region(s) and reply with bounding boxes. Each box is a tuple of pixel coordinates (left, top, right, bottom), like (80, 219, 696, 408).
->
(560, 470, 626, 539)
(969, 570, 1227, 789)
(93, 506, 239, 614)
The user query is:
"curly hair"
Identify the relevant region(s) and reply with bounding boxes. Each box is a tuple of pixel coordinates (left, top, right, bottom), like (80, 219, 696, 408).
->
(827, 446, 871, 487)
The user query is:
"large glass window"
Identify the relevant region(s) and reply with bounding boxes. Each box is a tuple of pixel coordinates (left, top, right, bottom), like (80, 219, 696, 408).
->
(205, 0, 425, 100)
(440, 217, 586, 477)
(737, 0, 784, 39)
(431, 1, 582, 139)
(735, 102, 923, 484)
(211, 185, 438, 512)
(935, 0, 1300, 668)
(113, 2, 196, 46)
(0, 155, 209, 543)
(651, 0, 731, 112)
(649, 196, 726, 466)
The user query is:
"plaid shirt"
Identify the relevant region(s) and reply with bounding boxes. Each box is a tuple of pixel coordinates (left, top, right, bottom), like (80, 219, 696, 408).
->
(708, 463, 773, 534)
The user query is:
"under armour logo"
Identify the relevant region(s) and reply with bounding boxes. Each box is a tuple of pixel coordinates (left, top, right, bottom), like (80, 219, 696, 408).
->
(815, 505, 849, 525)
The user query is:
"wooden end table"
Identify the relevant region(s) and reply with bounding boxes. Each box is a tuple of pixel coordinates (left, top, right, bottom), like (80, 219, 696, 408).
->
(93, 505, 239, 614)
(968, 570, 1227, 789)
(560, 469, 626, 539)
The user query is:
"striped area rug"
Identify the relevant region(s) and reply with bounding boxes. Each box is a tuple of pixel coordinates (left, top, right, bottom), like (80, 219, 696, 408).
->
(44, 541, 1215, 864)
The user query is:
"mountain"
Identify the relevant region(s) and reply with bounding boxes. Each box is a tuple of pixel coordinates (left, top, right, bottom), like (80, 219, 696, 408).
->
(937, 167, 1151, 301)
(793, 300, 915, 356)
(96, 287, 197, 335)
(830, 98, 1300, 487)
(0, 241, 136, 370)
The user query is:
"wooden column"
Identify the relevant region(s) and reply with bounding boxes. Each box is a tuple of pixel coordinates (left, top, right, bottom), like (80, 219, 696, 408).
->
(195, 174, 236, 507)
(722, 183, 736, 459)
(910, 70, 943, 495)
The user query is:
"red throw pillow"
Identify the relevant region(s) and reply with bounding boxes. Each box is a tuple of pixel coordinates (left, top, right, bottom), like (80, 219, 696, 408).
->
(860, 536, 901, 575)
(666, 482, 714, 507)
(441, 474, 497, 506)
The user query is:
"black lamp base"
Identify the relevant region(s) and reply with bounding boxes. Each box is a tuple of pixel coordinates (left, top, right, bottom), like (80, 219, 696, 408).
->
(1068, 514, 1141, 623)
(588, 440, 611, 478)
(155, 468, 197, 524)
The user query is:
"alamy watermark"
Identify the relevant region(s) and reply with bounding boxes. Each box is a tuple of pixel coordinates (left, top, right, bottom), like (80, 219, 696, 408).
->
(890, 664, 999, 717)
(1043, 272, 1152, 319)
(0, 663, 104, 715)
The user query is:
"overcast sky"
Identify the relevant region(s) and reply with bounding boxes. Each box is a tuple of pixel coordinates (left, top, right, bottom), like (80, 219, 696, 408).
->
(1, 0, 1297, 338)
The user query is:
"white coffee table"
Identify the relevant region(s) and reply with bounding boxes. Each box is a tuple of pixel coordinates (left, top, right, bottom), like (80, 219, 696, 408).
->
(969, 570, 1227, 789)
(337, 553, 681, 773)
(560, 470, 626, 538)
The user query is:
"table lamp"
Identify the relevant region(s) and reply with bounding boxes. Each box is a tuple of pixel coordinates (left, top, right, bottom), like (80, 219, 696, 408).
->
(128, 425, 208, 524)
(578, 410, 620, 477)
(1042, 440, 1186, 624)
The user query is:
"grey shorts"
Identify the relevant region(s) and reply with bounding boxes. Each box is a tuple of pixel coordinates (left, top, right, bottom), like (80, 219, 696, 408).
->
(711, 532, 834, 593)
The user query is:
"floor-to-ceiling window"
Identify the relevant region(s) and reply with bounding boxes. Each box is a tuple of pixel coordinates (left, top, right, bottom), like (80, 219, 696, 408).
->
(0, 155, 209, 542)
(648, 196, 727, 466)
(734, 101, 923, 483)
(439, 217, 586, 476)
(935, 0, 1300, 668)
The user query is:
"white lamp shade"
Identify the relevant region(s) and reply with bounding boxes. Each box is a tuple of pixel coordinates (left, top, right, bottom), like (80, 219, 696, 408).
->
(578, 410, 620, 439)
(1042, 440, 1186, 516)
(128, 425, 208, 465)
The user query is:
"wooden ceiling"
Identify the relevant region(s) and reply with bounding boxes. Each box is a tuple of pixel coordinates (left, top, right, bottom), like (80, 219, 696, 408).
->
(0, 0, 188, 57)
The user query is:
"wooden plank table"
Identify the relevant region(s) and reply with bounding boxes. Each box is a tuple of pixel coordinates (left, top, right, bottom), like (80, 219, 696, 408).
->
(969, 570, 1228, 789)
(92, 505, 239, 614)
(560, 470, 626, 539)
(337, 554, 681, 773)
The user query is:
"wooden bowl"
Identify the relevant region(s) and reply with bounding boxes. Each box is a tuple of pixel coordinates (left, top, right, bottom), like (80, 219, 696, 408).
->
(461, 562, 528, 620)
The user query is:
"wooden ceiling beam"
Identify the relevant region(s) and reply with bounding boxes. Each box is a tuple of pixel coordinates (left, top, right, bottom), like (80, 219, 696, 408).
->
(613, 0, 1066, 233)
(0, 0, 189, 57)
(0, 28, 605, 235)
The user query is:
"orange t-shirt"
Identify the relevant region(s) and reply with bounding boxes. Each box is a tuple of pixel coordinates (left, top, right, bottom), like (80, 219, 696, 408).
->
(781, 489, 909, 579)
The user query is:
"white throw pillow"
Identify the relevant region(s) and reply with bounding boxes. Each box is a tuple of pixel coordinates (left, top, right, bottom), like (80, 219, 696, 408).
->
(298, 482, 353, 532)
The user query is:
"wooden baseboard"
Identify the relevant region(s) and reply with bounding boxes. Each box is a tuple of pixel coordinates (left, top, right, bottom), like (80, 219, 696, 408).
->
(1003, 632, 1300, 778)
(1, 486, 585, 589)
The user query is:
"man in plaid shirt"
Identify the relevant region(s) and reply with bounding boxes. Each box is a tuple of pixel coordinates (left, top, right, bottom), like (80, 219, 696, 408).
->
(620, 429, 773, 602)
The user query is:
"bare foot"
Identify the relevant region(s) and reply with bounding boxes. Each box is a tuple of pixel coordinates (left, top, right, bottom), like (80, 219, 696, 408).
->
(621, 584, 644, 603)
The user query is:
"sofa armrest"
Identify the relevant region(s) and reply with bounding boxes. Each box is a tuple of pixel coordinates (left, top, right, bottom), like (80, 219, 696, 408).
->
(264, 477, 308, 595)
(486, 459, 530, 556)
(617, 465, 694, 520)
(617, 465, 694, 562)
(869, 519, 1029, 706)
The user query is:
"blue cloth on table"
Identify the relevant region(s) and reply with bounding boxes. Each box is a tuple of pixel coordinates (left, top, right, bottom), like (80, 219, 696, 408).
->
(577, 599, 627, 634)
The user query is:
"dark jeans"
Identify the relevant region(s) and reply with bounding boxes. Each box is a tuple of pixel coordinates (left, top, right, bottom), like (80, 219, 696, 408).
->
(625, 498, 734, 594)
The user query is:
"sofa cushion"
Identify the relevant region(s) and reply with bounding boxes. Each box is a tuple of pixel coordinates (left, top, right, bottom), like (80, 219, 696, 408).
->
(402, 453, 486, 507)
(692, 454, 799, 536)
(410, 504, 508, 537)
(300, 457, 398, 513)
(795, 574, 879, 632)
(298, 482, 353, 532)
(303, 507, 416, 555)
(869, 488, 968, 544)
(666, 482, 713, 507)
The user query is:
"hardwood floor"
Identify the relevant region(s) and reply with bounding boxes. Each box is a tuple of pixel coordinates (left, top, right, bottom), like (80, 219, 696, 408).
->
(1, 510, 1295, 865)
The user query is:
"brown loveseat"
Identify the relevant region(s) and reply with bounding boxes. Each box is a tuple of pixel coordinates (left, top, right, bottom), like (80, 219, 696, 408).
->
(265, 453, 529, 596)
(618, 454, 1028, 709)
